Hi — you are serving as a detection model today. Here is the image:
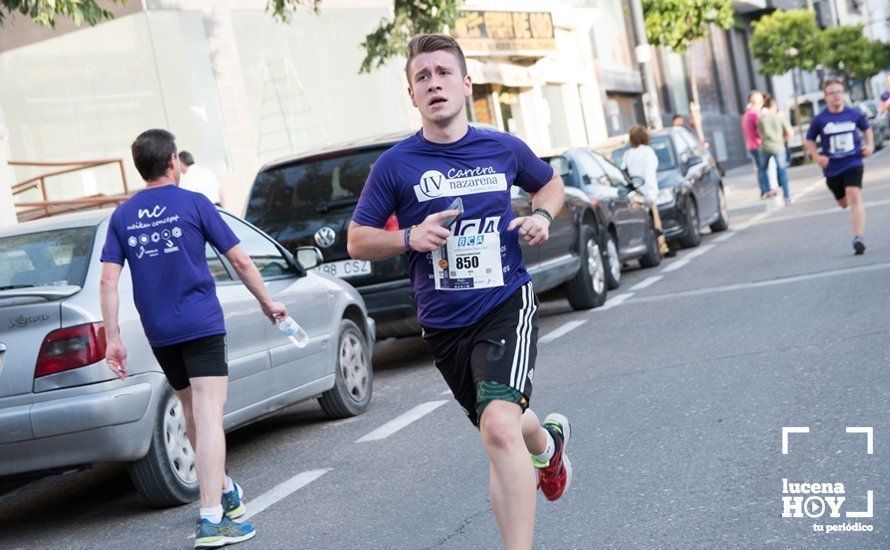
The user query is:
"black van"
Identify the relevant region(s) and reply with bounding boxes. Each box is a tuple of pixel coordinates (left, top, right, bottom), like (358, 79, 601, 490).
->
(245, 131, 612, 338)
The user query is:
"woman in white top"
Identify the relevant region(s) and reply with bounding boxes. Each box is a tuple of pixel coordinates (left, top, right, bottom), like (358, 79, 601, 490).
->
(622, 124, 671, 256)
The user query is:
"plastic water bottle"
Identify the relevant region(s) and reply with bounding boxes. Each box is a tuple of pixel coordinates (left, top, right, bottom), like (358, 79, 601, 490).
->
(277, 316, 309, 348)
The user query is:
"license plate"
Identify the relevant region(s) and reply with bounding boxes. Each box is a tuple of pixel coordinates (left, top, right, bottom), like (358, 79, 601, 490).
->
(317, 259, 372, 279)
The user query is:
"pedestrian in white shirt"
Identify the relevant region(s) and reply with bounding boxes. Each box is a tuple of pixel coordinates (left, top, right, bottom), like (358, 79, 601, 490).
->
(179, 151, 224, 206)
(622, 124, 672, 256)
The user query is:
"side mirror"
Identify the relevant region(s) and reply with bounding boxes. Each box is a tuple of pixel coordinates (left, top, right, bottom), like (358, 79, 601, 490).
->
(628, 176, 645, 190)
(684, 155, 703, 173)
(295, 246, 323, 271)
(582, 174, 592, 186)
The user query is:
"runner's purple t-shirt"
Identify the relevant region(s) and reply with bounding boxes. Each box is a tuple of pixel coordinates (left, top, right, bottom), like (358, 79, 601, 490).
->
(101, 185, 239, 347)
(352, 126, 554, 329)
(806, 106, 870, 178)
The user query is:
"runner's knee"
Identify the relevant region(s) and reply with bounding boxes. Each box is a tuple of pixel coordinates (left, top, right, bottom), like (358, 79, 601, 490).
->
(479, 400, 523, 450)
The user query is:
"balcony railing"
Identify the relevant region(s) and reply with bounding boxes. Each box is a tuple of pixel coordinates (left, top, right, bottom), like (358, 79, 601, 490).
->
(10, 159, 132, 222)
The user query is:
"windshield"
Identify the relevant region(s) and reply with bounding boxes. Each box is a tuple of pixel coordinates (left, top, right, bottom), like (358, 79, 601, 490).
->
(611, 137, 677, 171)
(246, 148, 385, 227)
(0, 227, 95, 290)
(791, 100, 826, 126)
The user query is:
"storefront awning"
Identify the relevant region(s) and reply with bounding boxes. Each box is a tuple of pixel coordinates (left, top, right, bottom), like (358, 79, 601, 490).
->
(466, 58, 544, 88)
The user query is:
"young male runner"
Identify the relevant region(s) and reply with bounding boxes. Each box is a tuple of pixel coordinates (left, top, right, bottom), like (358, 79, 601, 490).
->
(805, 77, 874, 254)
(100, 129, 287, 548)
(347, 35, 572, 549)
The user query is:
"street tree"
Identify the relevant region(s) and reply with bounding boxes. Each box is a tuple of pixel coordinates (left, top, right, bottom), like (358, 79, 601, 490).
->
(750, 9, 823, 154)
(2, 0, 458, 75)
(642, 0, 734, 141)
(0, 0, 124, 27)
(820, 25, 884, 95)
(269, 0, 459, 73)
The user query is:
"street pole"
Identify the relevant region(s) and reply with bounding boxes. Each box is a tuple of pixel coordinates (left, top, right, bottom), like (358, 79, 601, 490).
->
(629, 0, 662, 129)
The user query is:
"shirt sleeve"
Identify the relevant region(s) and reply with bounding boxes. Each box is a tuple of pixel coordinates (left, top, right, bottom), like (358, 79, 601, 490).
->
(100, 211, 125, 266)
(352, 154, 398, 228)
(196, 195, 240, 254)
(507, 134, 554, 193)
(805, 116, 821, 141)
(856, 111, 871, 131)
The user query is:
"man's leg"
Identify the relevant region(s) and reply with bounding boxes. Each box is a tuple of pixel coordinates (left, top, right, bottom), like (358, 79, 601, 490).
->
(773, 153, 791, 200)
(847, 186, 865, 237)
(521, 408, 547, 455)
(750, 150, 770, 196)
(189, 376, 228, 509)
(174, 386, 229, 493)
(479, 400, 536, 550)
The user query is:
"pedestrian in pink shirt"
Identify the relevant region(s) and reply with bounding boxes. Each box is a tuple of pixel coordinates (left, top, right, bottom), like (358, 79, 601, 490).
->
(742, 90, 776, 199)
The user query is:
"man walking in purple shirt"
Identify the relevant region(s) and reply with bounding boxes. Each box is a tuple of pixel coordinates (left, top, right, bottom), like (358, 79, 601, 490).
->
(100, 129, 287, 547)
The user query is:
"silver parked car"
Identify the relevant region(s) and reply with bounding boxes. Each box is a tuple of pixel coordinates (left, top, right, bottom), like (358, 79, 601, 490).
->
(0, 208, 374, 506)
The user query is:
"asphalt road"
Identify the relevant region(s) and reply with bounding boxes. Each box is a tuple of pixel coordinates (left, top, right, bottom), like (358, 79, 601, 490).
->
(2, 151, 890, 549)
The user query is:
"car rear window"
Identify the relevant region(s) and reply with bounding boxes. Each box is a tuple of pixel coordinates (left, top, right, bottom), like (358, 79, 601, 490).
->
(246, 148, 387, 227)
(0, 227, 96, 290)
(611, 137, 676, 171)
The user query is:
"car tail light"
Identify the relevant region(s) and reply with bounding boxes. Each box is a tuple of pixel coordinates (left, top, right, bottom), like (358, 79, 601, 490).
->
(35, 322, 107, 378)
(384, 214, 399, 231)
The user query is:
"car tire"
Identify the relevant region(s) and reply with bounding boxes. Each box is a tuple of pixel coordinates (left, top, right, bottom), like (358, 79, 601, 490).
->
(564, 226, 607, 310)
(638, 217, 662, 268)
(709, 185, 730, 233)
(128, 385, 199, 508)
(603, 230, 621, 290)
(678, 197, 701, 249)
(318, 319, 373, 419)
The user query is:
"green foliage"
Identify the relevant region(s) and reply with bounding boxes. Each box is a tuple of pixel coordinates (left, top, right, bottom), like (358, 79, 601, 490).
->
(821, 25, 884, 80)
(269, 0, 460, 73)
(750, 9, 823, 75)
(0, 0, 125, 27)
(642, 0, 734, 53)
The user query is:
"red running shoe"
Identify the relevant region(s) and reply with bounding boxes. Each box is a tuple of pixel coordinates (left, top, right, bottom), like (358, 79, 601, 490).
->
(537, 413, 572, 501)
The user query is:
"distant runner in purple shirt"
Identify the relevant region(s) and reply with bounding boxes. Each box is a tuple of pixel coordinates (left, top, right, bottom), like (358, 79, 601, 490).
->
(805, 78, 874, 255)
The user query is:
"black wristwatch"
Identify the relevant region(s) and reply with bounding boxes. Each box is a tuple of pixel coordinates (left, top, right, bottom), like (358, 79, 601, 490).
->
(532, 208, 553, 224)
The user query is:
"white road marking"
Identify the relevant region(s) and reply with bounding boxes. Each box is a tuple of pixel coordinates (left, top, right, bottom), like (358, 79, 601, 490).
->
(752, 198, 890, 226)
(629, 275, 663, 291)
(712, 231, 737, 244)
(356, 401, 448, 443)
(539, 319, 587, 345)
(440, 389, 452, 396)
(660, 244, 715, 273)
(598, 292, 633, 311)
(241, 469, 330, 522)
(187, 469, 330, 538)
(628, 261, 890, 305)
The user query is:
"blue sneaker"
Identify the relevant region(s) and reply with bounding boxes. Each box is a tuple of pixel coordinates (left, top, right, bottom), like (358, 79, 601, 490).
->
(222, 480, 246, 521)
(195, 515, 255, 549)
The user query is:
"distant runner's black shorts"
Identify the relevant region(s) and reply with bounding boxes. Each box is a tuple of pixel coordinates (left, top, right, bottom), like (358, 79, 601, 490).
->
(826, 165, 863, 201)
(151, 334, 228, 390)
(422, 282, 538, 426)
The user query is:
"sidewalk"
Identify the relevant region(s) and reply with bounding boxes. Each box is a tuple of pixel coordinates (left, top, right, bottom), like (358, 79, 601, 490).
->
(722, 160, 824, 217)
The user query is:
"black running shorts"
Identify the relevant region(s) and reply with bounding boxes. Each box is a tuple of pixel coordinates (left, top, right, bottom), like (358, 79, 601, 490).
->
(151, 334, 228, 391)
(826, 165, 863, 201)
(422, 282, 539, 426)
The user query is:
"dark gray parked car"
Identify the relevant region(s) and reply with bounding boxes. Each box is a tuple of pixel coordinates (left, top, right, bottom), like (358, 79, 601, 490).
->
(544, 147, 662, 290)
(610, 127, 729, 248)
(0, 208, 374, 506)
